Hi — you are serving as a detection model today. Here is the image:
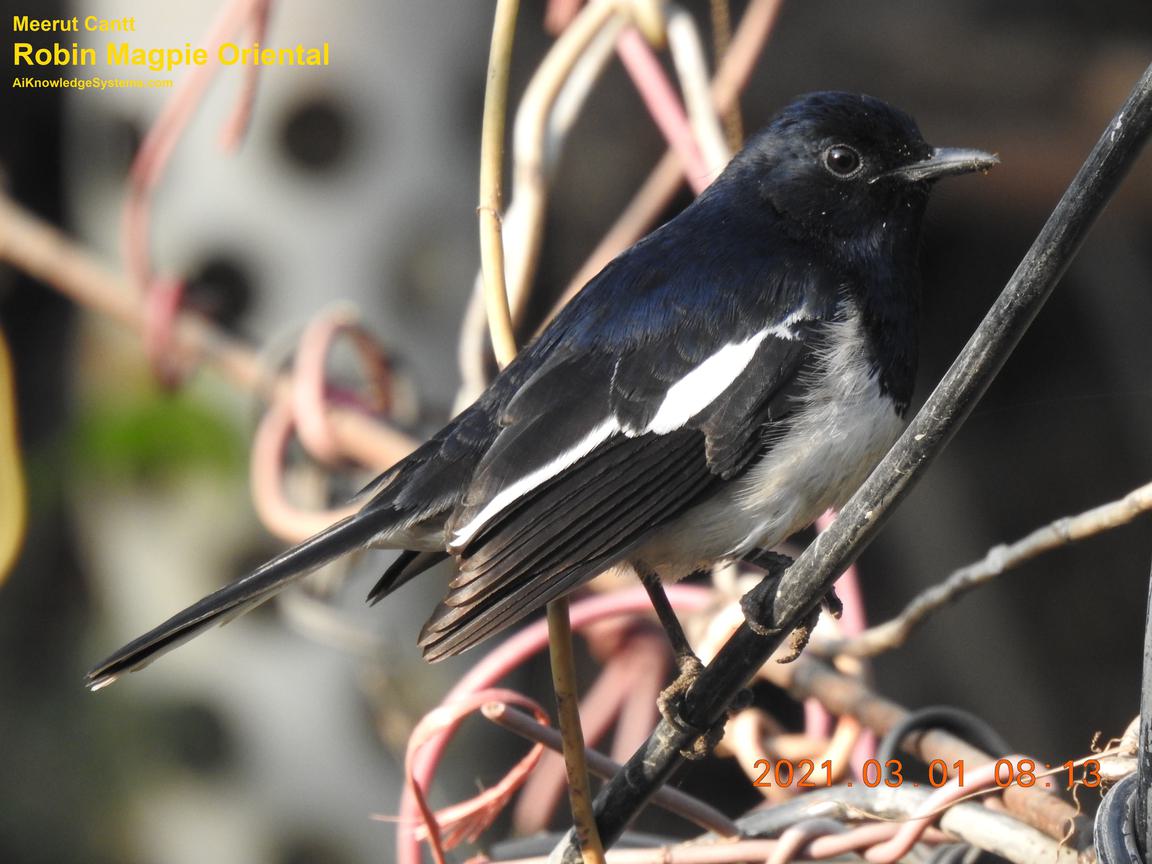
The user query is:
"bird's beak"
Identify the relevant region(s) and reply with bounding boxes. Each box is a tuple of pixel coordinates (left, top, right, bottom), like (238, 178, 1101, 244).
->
(874, 147, 999, 183)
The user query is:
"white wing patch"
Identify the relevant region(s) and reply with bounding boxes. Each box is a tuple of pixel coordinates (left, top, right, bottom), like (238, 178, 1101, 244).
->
(450, 418, 618, 548)
(644, 323, 796, 434)
(450, 318, 806, 549)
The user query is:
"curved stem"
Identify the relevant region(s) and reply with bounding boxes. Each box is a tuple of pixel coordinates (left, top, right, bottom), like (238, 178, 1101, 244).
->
(478, 0, 521, 369)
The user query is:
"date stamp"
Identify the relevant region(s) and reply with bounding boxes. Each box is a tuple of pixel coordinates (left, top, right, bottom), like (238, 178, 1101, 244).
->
(751, 758, 1103, 790)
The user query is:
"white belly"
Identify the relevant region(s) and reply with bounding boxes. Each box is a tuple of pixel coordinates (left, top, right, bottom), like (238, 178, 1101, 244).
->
(630, 313, 905, 579)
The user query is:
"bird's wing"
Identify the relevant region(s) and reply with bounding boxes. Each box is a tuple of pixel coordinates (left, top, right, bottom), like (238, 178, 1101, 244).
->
(420, 284, 833, 660)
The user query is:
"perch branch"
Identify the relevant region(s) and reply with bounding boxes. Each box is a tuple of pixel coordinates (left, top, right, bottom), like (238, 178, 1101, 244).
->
(484, 702, 739, 837)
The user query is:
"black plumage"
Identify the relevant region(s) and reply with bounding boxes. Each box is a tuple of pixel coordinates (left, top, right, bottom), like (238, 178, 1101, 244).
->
(87, 92, 996, 689)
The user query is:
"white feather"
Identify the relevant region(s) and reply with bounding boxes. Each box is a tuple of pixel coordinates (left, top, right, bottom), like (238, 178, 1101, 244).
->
(452, 315, 811, 548)
(630, 306, 904, 579)
(450, 418, 618, 548)
(645, 326, 782, 434)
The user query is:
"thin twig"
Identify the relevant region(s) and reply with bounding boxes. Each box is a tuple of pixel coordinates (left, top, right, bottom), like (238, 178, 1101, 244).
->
(737, 784, 1080, 864)
(458, 0, 625, 406)
(513, 622, 666, 834)
(708, 0, 743, 149)
(551, 0, 784, 316)
(548, 600, 607, 863)
(0, 331, 25, 582)
(478, 0, 521, 369)
(762, 656, 1091, 851)
(0, 195, 416, 471)
(559, 58, 1152, 864)
(485, 702, 739, 837)
(477, 5, 603, 860)
(397, 586, 714, 864)
(822, 478, 1152, 658)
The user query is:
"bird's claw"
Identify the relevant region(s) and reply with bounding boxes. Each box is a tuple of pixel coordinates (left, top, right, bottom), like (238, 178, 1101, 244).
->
(776, 615, 815, 663)
(739, 549, 795, 636)
(657, 654, 725, 760)
(775, 594, 839, 663)
(740, 576, 782, 637)
(822, 586, 843, 619)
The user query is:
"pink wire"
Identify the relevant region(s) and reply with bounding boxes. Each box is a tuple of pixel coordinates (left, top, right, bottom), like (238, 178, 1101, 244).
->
(615, 27, 711, 193)
(249, 399, 362, 543)
(512, 622, 668, 832)
(292, 311, 393, 466)
(142, 276, 188, 388)
(219, 0, 273, 151)
(864, 756, 1029, 863)
(396, 585, 714, 864)
(543, 0, 584, 34)
(123, 0, 272, 387)
(402, 688, 551, 862)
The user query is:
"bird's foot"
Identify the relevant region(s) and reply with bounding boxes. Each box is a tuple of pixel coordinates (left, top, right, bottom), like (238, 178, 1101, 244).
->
(739, 549, 793, 636)
(657, 653, 726, 760)
(740, 573, 783, 637)
(821, 585, 843, 620)
(774, 590, 838, 664)
(775, 608, 819, 663)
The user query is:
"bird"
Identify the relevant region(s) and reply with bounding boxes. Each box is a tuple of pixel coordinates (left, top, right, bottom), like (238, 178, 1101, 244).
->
(87, 92, 997, 691)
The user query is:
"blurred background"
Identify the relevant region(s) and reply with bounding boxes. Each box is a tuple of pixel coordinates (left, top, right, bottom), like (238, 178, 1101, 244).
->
(1, 1, 1151, 863)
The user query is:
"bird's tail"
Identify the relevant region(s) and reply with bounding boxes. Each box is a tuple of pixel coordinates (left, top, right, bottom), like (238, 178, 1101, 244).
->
(85, 512, 387, 691)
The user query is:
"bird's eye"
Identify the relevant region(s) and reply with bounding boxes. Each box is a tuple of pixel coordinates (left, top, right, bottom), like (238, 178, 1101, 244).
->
(822, 144, 863, 178)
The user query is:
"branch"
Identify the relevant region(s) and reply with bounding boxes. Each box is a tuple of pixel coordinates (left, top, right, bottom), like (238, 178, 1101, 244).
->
(822, 478, 1152, 658)
(477, 4, 605, 861)
(478, 0, 521, 369)
(736, 783, 1080, 864)
(0, 331, 25, 582)
(0, 195, 416, 471)
(556, 59, 1152, 863)
(547, 598, 607, 863)
(483, 702, 738, 837)
(761, 655, 1090, 849)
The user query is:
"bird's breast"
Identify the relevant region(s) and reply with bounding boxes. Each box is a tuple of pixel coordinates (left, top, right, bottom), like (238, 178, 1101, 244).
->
(632, 309, 905, 579)
(736, 310, 905, 539)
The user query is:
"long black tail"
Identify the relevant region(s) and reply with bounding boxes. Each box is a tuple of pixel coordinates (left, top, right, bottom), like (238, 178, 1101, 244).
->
(86, 512, 387, 690)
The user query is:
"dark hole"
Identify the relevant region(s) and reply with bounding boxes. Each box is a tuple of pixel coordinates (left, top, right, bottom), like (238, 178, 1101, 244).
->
(278, 95, 354, 173)
(105, 113, 143, 176)
(184, 254, 256, 332)
(157, 699, 235, 776)
(278, 834, 353, 864)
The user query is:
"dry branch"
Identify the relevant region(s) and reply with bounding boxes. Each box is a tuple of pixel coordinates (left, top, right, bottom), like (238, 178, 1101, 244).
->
(0, 195, 416, 470)
(821, 478, 1152, 658)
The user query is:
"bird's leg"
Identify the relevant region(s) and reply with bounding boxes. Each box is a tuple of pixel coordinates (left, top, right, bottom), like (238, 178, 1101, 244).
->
(639, 570, 698, 671)
(739, 548, 842, 662)
(639, 570, 725, 760)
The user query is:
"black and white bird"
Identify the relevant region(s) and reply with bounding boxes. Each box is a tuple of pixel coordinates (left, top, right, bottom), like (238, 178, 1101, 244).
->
(87, 92, 996, 690)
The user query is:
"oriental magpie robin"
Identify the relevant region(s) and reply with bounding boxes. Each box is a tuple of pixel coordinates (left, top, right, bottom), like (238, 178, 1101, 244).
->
(87, 92, 996, 690)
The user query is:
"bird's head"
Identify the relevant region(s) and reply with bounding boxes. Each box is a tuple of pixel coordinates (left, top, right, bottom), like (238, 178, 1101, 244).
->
(723, 91, 997, 245)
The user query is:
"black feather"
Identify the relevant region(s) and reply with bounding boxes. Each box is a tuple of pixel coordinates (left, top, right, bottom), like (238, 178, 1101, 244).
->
(367, 550, 450, 605)
(86, 513, 387, 689)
